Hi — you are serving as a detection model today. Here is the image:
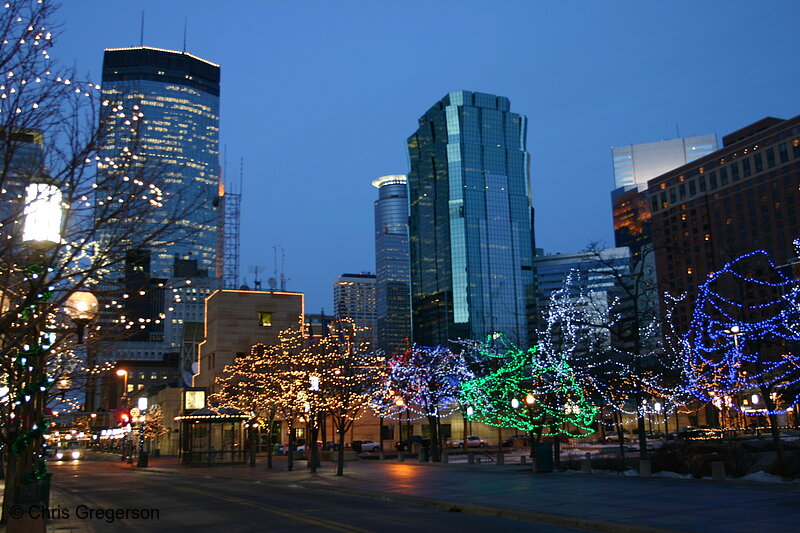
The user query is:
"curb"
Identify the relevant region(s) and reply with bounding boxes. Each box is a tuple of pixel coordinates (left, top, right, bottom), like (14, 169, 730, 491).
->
(134, 465, 684, 533)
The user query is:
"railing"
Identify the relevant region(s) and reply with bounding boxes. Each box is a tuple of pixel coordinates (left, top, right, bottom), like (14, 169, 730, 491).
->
(181, 449, 249, 465)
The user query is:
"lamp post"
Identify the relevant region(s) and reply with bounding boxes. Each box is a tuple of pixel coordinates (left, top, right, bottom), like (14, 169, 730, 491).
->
(6, 179, 64, 530)
(136, 397, 148, 467)
(116, 369, 129, 405)
(64, 291, 98, 413)
(724, 325, 744, 429)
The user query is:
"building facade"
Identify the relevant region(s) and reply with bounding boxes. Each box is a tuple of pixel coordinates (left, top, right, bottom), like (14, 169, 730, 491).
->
(407, 91, 535, 347)
(333, 273, 377, 348)
(647, 116, 800, 333)
(99, 46, 221, 279)
(373, 175, 411, 355)
(194, 290, 304, 392)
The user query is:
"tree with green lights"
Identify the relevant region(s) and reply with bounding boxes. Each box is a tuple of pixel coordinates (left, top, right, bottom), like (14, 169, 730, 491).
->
(460, 335, 597, 464)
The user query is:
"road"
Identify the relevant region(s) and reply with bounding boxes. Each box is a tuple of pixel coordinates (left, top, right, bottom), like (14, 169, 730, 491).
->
(49, 457, 579, 532)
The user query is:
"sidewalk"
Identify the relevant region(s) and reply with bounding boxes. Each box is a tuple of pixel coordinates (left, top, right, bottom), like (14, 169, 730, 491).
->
(0, 480, 95, 533)
(130, 455, 800, 533)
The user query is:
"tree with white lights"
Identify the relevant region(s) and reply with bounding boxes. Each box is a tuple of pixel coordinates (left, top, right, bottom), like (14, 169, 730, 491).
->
(0, 1, 208, 522)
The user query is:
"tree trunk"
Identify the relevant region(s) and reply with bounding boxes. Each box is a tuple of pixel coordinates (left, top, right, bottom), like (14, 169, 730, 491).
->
(309, 423, 320, 473)
(336, 425, 346, 476)
(249, 425, 256, 467)
(266, 426, 273, 469)
(635, 393, 648, 459)
(1, 450, 17, 524)
(287, 426, 295, 472)
(614, 410, 626, 466)
(761, 386, 785, 462)
(426, 415, 439, 462)
(552, 425, 561, 469)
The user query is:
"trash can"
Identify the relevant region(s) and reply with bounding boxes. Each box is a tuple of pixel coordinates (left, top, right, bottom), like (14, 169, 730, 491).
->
(534, 443, 553, 472)
(420, 446, 429, 462)
(276, 444, 284, 456)
(137, 451, 149, 467)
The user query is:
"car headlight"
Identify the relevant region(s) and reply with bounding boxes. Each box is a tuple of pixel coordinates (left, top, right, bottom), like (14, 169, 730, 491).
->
(55, 452, 63, 460)
(71, 451, 81, 460)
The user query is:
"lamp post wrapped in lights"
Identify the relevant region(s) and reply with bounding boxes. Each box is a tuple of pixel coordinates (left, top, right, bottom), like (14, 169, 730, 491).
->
(8, 178, 64, 525)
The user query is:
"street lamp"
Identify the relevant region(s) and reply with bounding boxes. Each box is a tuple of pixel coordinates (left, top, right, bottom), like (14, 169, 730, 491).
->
(64, 291, 98, 344)
(116, 369, 129, 402)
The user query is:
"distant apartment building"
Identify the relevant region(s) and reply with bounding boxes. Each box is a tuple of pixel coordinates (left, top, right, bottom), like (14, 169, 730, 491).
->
(333, 273, 377, 349)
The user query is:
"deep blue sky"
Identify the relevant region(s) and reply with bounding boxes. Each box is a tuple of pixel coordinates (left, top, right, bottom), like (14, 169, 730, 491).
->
(55, 1, 799, 314)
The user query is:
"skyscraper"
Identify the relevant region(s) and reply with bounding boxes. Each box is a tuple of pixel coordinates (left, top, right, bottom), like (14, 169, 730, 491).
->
(373, 175, 410, 355)
(99, 46, 221, 279)
(407, 91, 535, 348)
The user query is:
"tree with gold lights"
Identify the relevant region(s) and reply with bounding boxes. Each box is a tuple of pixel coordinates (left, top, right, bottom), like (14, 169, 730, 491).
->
(0, 1, 211, 522)
(211, 326, 307, 470)
(312, 318, 387, 475)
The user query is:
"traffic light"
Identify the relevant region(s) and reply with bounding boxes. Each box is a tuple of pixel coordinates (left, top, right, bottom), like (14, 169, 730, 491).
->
(119, 411, 130, 424)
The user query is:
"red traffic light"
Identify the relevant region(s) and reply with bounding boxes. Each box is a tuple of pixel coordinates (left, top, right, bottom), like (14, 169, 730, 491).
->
(119, 411, 130, 423)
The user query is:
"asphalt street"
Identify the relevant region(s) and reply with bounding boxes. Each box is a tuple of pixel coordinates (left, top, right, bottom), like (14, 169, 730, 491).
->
(46, 458, 580, 533)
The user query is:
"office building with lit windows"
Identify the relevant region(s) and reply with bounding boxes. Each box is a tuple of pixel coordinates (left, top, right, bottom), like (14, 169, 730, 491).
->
(407, 91, 535, 348)
(99, 46, 221, 279)
(648, 115, 800, 334)
(373, 175, 411, 355)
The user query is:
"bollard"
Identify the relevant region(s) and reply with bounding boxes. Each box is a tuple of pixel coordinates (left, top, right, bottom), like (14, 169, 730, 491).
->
(496, 452, 504, 465)
(580, 452, 592, 475)
(639, 459, 651, 478)
(711, 461, 725, 482)
(520, 456, 527, 465)
(467, 452, 475, 465)
(379, 451, 385, 461)
(398, 451, 405, 462)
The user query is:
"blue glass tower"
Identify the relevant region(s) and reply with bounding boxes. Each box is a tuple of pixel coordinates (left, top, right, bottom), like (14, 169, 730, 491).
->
(99, 46, 220, 278)
(407, 91, 535, 347)
(373, 175, 411, 354)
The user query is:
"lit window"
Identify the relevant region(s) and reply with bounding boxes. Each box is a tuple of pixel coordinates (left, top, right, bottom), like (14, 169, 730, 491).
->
(258, 312, 272, 327)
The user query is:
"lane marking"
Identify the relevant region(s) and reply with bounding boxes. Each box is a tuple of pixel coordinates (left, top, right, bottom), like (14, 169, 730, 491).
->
(175, 485, 374, 533)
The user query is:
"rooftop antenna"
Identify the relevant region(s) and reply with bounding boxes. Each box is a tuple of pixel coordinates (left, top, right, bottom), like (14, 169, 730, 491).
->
(248, 265, 265, 291)
(140, 11, 144, 46)
(182, 16, 187, 53)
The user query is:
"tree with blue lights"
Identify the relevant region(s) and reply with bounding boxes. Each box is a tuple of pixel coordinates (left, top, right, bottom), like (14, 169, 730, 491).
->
(682, 246, 800, 460)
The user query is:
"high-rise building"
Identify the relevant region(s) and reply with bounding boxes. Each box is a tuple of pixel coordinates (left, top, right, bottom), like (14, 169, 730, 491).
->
(99, 46, 221, 279)
(611, 135, 717, 257)
(373, 175, 410, 355)
(407, 91, 535, 347)
(613, 135, 718, 192)
(647, 115, 800, 333)
(333, 272, 377, 348)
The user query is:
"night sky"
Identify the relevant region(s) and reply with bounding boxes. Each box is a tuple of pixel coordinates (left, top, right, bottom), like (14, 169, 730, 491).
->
(55, 0, 800, 313)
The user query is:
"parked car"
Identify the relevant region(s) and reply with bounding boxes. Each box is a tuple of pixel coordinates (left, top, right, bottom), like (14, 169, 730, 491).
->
(395, 435, 430, 451)
(644, 430, 665, 439)
(351, 440, 381, 452)
(449, 436, 489, 448)
(502, 434, 530, 447)
(677, 426, 723, 440)
(596, 430, 632, 443)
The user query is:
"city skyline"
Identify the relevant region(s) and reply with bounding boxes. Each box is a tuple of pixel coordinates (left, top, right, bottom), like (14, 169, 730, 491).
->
(53, 0, 800, 314)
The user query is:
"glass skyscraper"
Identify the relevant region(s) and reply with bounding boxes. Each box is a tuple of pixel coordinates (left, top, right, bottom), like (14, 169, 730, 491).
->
(373, 175, 410, 354)
(99, 46, 220, 278)
(407, 91, 535, 348)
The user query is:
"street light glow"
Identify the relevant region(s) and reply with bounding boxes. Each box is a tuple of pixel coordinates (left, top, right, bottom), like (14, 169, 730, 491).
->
(22, 182, 63, 243)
